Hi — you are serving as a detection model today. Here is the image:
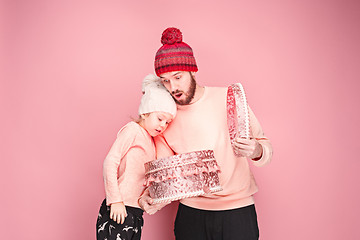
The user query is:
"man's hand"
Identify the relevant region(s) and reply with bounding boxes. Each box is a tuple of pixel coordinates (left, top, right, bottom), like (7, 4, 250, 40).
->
(233, 137, 263, 159)
(138, 190, 169, 215)
(110, 202, 127, 224)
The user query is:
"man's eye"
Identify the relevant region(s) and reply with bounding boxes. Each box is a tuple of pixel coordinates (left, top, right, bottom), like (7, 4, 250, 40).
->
(162, 79, 169, 83)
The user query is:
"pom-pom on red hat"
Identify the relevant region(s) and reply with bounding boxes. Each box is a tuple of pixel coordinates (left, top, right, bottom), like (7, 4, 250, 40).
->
(155, 27, 198, 76)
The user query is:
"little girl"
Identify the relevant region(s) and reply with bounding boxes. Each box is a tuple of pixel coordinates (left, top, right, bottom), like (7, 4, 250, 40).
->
(96, 74, 176, 240)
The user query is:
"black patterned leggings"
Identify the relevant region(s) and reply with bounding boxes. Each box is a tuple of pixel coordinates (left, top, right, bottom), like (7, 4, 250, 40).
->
(96, 199, 144, 240)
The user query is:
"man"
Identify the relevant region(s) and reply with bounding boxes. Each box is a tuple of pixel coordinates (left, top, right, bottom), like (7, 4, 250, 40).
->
(139, 27, 273, 240)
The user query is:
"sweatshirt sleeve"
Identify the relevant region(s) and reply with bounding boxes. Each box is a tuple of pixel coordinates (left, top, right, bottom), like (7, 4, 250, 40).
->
(248, 106, 273, 167)
(103, 125, 136, 205)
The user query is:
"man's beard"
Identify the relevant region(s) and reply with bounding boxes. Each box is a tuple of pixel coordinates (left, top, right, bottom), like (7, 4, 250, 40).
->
(172, 74, 196, 105)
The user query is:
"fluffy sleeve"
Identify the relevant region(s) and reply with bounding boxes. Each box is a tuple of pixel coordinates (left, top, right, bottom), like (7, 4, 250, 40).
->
(103, 124, 137, 205)
(248, 107, 273, 167)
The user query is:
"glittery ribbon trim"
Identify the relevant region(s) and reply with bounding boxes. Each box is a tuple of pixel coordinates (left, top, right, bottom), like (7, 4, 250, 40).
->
(152, 185, 223, 204)
(148, 172, 223, 204)
(145, 150, 216, 173)
(227, 83, 250, 155)
(144, 159, 220, 186)
(144, 150, 220, 186)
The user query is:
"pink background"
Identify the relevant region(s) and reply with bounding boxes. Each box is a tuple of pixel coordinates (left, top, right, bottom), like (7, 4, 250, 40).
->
(2, 0, 360, 239)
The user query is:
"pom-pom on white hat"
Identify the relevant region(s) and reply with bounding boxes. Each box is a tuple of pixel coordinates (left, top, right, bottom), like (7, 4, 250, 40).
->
(138, 74, 177, 117)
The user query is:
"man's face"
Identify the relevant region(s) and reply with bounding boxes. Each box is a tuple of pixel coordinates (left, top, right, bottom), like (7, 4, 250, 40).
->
(159, 71, 196, 105)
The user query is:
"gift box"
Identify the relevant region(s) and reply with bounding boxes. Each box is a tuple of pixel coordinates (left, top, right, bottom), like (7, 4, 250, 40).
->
(144, 150, 222, 203)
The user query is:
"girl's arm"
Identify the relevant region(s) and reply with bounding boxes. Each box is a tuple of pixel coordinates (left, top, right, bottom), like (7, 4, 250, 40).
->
(153, 134, 175, 158)
(103, 125, 136, 206)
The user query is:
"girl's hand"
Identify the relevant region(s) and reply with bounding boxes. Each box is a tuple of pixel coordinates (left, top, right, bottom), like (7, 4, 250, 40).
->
(110, 202, 127, 224)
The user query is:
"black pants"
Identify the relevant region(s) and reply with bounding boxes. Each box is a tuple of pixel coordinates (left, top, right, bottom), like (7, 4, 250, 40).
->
(174, 203, 259, 240)
(96, 199, 144, 240)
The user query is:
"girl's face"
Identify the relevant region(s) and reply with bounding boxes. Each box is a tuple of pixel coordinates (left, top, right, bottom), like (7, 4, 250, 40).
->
(140, 111, 173, 137)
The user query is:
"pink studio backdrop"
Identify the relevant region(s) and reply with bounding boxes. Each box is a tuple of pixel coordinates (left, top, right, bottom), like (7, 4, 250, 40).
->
(2, 0, 360, 239)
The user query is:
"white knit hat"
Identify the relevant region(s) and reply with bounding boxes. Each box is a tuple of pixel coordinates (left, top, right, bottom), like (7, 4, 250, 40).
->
(138, 74, 177, 117)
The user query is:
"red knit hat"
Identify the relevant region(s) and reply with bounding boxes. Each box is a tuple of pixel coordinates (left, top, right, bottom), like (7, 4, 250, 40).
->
(154, 27, 198, 76)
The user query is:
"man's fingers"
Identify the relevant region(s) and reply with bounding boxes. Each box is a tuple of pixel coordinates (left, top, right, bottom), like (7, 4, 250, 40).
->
(143, 195, 154, 204)
(235, 137, 255, 145)
(233, 142, 256, 157)
(139, 193, 170, 215)
(139, 195, 154, 211)
(233, 138, 262, 159)
(233, 142, 254, 151)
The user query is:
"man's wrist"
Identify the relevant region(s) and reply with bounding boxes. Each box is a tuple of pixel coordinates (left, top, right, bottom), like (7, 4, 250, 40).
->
(252, 143, 263, 161)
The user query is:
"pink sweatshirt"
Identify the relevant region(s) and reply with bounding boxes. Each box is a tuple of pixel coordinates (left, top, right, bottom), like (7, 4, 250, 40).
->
(154, 86, 273, 210)
(103, 121, 155, 208)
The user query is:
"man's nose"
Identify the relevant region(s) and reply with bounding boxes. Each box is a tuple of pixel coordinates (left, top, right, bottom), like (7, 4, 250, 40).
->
(169, 81, 177, 93)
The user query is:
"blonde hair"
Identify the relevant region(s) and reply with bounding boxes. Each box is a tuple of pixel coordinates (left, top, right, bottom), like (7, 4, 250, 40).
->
(133, 113, 150, 124)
